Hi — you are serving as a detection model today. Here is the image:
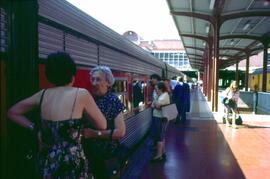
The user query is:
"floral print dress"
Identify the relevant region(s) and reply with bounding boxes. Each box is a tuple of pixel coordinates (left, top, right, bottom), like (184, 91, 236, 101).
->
(36, 88, 88, 178)
(39, 119, 88, 178)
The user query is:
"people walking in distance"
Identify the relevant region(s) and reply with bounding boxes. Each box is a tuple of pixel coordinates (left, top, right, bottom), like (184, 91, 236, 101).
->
(223, 81, 240, 129)
(8, 52, 107, 178)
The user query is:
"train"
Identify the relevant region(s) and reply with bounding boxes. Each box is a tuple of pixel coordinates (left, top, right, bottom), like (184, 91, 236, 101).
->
(218, 67, 270, 92)
(0, 0, 185, 177)
(218, 69, 246, 90)
(249, 66, 270, 92)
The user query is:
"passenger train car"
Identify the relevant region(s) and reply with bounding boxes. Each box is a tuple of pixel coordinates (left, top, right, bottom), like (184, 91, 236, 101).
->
(249, 66, 270, 92)
(0, 0, 184, 177)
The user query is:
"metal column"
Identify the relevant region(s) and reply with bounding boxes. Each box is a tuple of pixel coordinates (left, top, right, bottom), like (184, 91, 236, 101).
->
(207, 38, 213, 102)
(262, 41, 269, 92)
(235, 60, 239, 85)
(245, 53, 250, 91)
(213, 20, 220, 112)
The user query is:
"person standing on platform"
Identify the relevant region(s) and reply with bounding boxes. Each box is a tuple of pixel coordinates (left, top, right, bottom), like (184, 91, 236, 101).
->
(82, 65, 126, 179)
(151, 81, 170, 162)
(224, 81, 240, 129)
(253, 84, 258, 114)
(147, 74, 161, 147)
(8, 52, 107, 178)
(164, 78, 173, 102)
(170, 76, 178, 90)
(173, 77, 190, 124)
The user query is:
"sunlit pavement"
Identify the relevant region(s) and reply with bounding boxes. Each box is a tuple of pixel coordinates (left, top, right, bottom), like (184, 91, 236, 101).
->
(208, 90, 270, 179)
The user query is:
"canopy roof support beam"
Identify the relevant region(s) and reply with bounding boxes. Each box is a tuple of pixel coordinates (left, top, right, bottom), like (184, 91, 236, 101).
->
(262, 41, 269, 92)
(207, 37, 213, 102)
(245, 54, 250, 91)
(235, 60, 239, 85)
(213, 19, 220, 112)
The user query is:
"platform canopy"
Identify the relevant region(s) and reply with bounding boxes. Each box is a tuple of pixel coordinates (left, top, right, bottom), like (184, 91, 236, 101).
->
(167, 0, 270, 70)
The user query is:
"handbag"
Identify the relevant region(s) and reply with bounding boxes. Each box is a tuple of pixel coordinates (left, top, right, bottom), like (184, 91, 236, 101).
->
(222, 109, 243, 125)
(161, 103, 178, 121)
(25, 89, 46, 178)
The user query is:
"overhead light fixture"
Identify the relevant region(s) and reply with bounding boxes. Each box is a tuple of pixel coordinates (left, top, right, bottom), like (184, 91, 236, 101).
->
(222, 57, 228, 60)
(264, 0, 270, 6)
(203, 42, 206, 46)
(205, 25, 210, 33)
(209, 0, 216, 10)
(243, 21, 250, 31)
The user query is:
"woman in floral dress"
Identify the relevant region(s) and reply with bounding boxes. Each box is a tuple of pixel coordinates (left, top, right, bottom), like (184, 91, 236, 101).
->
(8, 52, 107, 178)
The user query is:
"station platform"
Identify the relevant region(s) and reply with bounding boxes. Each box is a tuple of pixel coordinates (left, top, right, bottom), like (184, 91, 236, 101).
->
(125, 88, 270, 179)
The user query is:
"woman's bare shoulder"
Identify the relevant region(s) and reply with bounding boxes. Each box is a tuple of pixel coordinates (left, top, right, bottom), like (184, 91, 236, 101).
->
(77, 88, 92, 99)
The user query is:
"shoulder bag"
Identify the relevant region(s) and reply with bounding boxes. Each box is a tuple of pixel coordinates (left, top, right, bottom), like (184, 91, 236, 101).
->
(161, 103, 178, 121)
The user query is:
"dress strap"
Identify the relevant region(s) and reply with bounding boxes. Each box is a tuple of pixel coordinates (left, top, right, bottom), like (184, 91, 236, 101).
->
(70, 88, 79, 119)
(39, 89, 47, 118)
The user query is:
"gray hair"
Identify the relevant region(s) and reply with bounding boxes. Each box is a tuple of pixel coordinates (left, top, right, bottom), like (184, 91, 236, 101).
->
(90, 66, 115, 86)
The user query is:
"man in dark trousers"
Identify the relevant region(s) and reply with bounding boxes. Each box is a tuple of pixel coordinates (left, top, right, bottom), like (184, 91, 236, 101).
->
(173, 77, 190, 124)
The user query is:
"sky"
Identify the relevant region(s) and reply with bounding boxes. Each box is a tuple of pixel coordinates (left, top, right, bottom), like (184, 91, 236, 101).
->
(66, 0, 180, 40)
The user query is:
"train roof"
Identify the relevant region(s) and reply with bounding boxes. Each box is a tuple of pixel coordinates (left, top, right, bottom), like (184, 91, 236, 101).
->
(165, 63, 185, 78)
(251, 65, 270, 75)
(38, 0, 166, 75)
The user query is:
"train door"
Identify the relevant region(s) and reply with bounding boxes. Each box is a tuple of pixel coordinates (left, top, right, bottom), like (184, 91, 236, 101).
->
(0, 4, 8, 178)
(0, 59, 7, 178)
(3, 1, 40, 178)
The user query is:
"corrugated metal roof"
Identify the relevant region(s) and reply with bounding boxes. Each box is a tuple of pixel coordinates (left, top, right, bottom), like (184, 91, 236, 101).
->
(166, 0, 270, 70)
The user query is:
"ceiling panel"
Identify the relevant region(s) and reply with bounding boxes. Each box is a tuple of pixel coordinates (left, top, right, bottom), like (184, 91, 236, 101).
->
(194, 18, 211, 36)
(175, 16, 193, 33)
(168, 0, 190, 12)
(220, 49, 241, 56)
(250, 0, 270, 10)
(195, 39, 205, 48)
(186, 48, 195, 54)
(182, 37, 195, 46)
(236, 39, 256, 48)
(193, 0, 213, 15)
(222, 0, 252, 14)
(249, 17, 270, 35)
(167, 0, 270, 70)
(220, 18, 241, 35)
(221, 38, 242, 48)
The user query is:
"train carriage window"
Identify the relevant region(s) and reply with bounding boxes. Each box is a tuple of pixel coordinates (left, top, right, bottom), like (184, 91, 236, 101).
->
(132, 80, 145, 109)
(112, 79, 130, 112)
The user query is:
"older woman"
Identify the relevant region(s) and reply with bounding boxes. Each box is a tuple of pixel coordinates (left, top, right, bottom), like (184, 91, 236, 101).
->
(82, 66, 126, 179)
(8, 52, 107, 178)
(224, 81, 240, 129)
(151, 81, 170, 162)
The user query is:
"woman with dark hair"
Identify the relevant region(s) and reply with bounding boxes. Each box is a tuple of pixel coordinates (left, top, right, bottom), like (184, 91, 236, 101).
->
(151, 81, 170, 162)
(8, 52, 107, 178)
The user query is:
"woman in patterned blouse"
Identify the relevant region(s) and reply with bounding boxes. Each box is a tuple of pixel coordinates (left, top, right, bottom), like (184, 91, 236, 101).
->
(82, 66, 126, 179)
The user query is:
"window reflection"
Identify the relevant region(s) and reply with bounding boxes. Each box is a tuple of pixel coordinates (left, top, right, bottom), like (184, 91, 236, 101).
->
(132, 80, 145, 108)
(112, 79, 129, 112)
